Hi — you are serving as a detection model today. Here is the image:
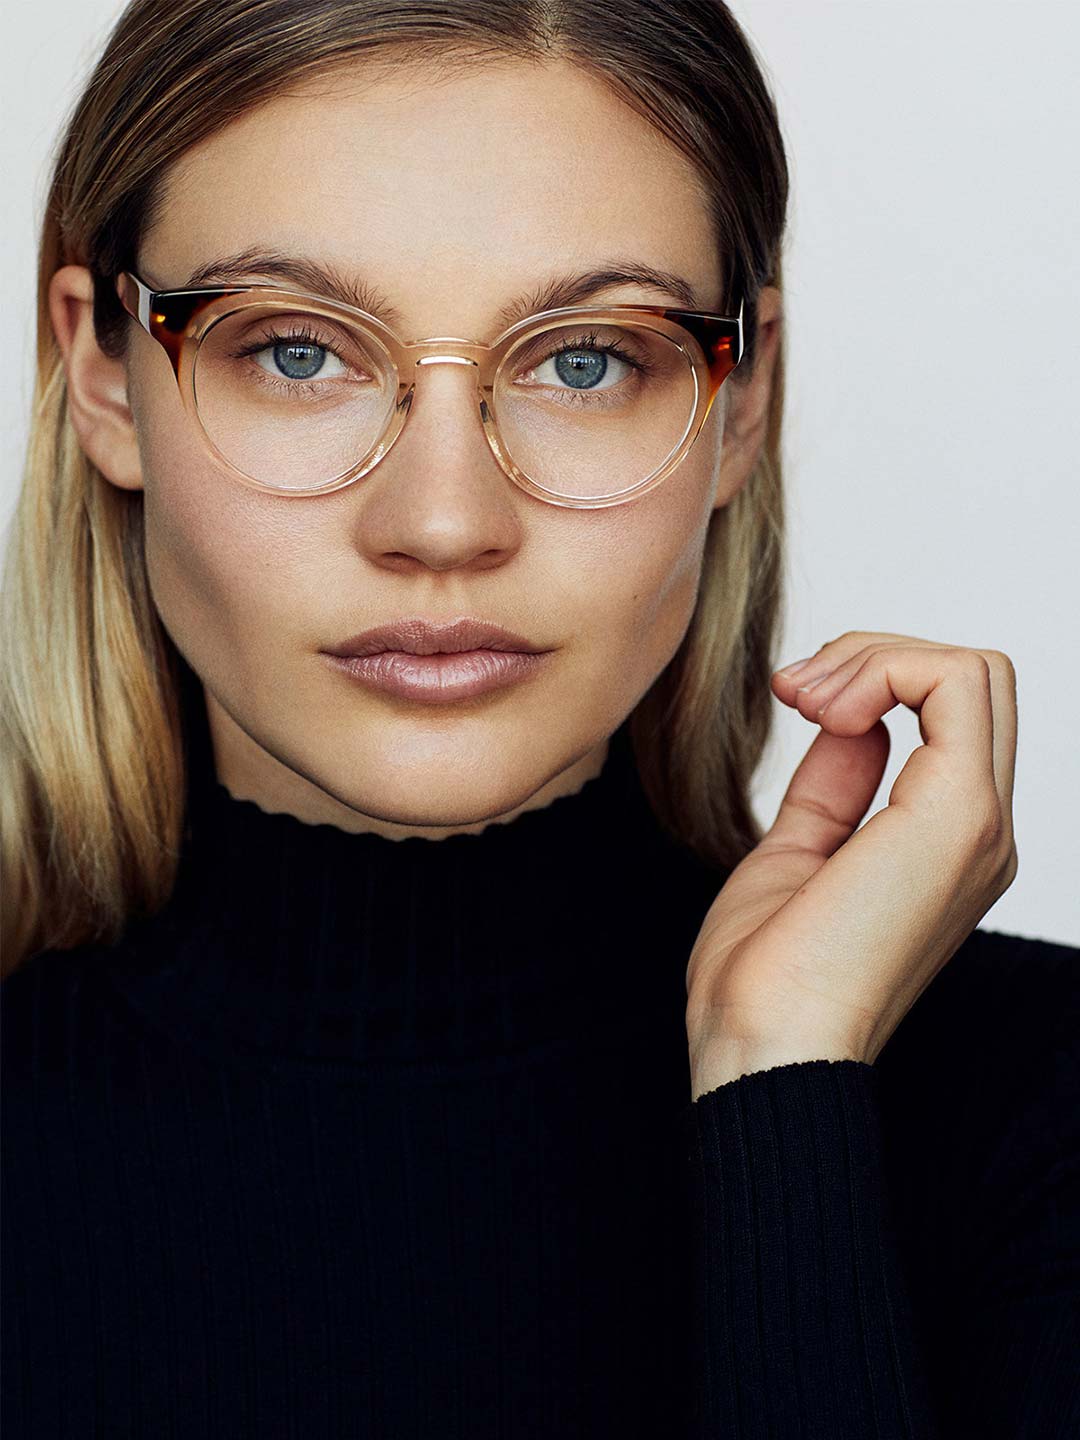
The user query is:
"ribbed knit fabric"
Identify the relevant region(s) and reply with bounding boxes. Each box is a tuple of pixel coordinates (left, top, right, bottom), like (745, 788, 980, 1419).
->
(3, 668, 1079, 1437)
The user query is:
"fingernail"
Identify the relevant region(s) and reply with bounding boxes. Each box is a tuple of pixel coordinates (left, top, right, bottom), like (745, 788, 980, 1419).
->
(776, 657, 813, 677)
(796, 668, 835, 691)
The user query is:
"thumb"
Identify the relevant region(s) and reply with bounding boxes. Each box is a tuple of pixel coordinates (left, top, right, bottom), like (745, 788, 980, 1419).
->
(761, 719, 891, 861)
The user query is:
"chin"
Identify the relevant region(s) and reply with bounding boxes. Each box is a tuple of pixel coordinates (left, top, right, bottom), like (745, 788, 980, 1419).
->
(334, 777, 541, 839)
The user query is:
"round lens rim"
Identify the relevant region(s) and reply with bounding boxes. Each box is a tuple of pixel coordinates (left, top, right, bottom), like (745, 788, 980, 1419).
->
(189, 302, 401, 496)
(169, 291, 717, 506)
(491, 317, 702, 506)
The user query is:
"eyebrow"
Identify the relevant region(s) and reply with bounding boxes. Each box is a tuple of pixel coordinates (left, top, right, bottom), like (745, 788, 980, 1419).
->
(177, 247, 705, 334)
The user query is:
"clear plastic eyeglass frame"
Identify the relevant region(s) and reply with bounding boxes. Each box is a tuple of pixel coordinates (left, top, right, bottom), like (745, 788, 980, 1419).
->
(116, 270, 745, 510)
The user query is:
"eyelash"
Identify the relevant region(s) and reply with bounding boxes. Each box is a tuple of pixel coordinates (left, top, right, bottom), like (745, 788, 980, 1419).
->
(537, 329, 653, 376)
(227, 324, 655, 399)
(228, 325, 351, 396)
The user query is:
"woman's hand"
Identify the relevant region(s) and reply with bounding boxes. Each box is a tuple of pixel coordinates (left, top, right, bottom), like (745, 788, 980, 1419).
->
(685, 631, 1018, 1101)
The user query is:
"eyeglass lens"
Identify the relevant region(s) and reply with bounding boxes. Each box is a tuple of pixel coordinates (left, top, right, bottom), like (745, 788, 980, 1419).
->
(191, 302, 700, 499)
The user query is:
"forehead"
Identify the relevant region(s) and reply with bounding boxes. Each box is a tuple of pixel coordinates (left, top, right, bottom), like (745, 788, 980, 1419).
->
(142, 56, 722, 337)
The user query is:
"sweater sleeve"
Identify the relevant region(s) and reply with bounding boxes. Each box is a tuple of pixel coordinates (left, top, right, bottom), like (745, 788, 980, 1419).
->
(681, 1050, 1080, 1439)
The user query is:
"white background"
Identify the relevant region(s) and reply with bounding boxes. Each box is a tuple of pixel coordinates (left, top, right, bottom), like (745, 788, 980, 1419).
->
(2, 1, 1076, 945)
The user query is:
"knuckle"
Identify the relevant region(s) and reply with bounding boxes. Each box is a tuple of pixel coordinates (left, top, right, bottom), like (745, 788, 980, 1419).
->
(958, 649, 993, 683)
(965, 797, 1005, 854)
(945, 778, 1003, 851)
(999, 845, 1019, 889)
(985, 649, 1017, 687)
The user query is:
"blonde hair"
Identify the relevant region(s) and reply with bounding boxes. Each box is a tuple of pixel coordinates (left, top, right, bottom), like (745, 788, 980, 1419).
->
(1, 0, 789, 977)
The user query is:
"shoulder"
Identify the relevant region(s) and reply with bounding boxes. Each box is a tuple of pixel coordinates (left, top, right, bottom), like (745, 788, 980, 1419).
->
(1, 941, 123, 1084)
(875, 924, 1079, 1188)
(2, 939, 114, 1000)
(880, 923, 1079, 1070)
(949, 923, 1079, 991)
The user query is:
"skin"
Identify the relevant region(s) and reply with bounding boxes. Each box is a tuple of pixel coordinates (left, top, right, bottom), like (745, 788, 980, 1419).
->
(686, 630, 1018, 1095)
(49, 55, 782, 841)
(49, 56, 1020, 1100)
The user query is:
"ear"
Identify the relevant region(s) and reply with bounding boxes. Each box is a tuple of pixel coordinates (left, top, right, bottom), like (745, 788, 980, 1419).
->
(48, 265, 144, 491)
(712, 284, 783, 510)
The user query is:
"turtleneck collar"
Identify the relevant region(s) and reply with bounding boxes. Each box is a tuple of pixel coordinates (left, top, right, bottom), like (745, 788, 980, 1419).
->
(105, 663, 726, 1071)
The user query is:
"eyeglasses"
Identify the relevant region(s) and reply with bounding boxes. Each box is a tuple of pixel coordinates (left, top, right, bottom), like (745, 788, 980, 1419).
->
(116, 270, 744, 509)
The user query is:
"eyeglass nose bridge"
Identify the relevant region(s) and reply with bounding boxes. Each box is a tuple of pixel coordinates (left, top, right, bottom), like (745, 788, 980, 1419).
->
(376, 339, 536, 502)
(380, 339, 497, 423)
(395, 347, 493, 439)
(388, 338, 499, 408)
(398, 338, 494, 379)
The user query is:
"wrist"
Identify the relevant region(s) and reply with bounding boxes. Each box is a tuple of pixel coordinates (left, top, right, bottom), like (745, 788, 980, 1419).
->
(688, 1031, 867, 1103)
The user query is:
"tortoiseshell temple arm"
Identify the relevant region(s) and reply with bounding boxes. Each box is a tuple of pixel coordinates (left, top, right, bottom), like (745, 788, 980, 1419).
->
(117, 272, 251, 377)
(666, 304, 745, 398)
(116, 270, 744, 392)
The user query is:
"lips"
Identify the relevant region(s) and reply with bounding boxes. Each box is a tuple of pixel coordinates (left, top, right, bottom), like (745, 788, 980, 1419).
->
(323, 647, 553, 704)
(323, 616, 548, 659)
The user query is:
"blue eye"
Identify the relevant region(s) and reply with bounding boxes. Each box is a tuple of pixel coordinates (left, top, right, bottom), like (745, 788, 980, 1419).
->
(524, 329, 650, 394)
(552, 349, 611, 390)
(254, 336, 348, 383)
(270, 341, 327, 380)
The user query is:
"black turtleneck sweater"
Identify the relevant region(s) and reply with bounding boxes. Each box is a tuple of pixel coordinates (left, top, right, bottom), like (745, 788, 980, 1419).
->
(3, 685, 1078, 1438)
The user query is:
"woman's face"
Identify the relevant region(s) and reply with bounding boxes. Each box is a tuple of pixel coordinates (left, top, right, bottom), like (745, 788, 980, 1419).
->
(69, 56, 780, 838)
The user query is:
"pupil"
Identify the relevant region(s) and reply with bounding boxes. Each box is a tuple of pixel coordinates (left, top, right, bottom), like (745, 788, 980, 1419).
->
(274, 341, 324, 380)
(555, 349, 606, 390)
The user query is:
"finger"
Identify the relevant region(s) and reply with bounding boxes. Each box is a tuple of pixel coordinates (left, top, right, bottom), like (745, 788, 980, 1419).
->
(814, 646, 999, 828)
(979, 651, 1018, 808)
(806, 644, 1016, 817)
(759, 720, 892, 861)
(773, 631, 940, 685)
(779, 638, 1017, 815)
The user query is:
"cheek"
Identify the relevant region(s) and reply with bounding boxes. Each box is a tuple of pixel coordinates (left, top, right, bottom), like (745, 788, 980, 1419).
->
(135, 397, 315, 684)
(582, 440, 719, 681)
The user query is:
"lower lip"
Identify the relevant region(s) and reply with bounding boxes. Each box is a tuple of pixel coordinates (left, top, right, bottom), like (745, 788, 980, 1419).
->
(323, 648, 552, 703)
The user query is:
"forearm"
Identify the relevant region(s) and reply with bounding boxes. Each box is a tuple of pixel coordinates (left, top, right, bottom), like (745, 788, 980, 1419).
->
(684, 1056, 941, 1438)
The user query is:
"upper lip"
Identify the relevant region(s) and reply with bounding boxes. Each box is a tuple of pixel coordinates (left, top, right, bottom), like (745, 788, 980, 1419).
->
(323, 616, 550, 658)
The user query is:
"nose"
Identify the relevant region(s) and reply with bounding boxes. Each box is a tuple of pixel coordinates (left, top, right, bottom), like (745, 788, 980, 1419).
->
(395, 353, 494, 465)
(397, 355, 495, 472)
(354, 354, 523, 573)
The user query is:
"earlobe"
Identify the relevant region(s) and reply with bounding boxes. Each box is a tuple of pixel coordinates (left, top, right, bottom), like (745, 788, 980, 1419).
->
(48, 264, 145, 491)
(711, 285, 783, 510)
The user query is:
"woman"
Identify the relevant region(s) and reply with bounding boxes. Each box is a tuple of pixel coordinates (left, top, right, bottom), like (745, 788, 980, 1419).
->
(2, 1, 1076, 1435)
